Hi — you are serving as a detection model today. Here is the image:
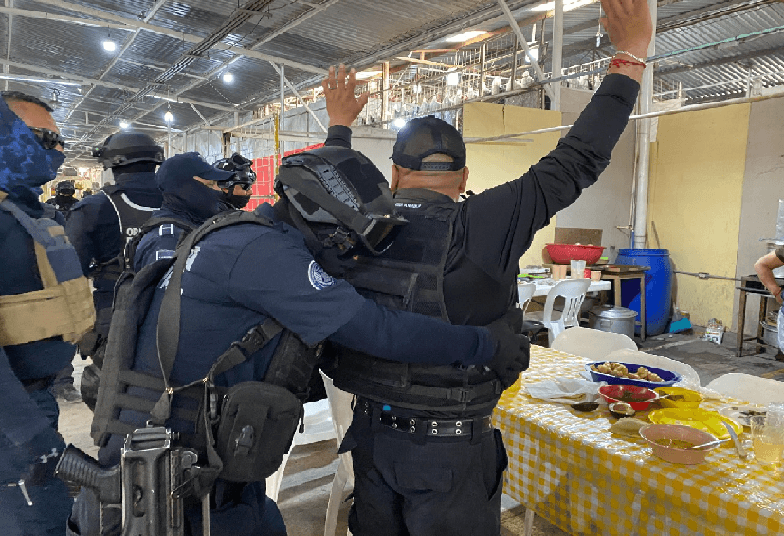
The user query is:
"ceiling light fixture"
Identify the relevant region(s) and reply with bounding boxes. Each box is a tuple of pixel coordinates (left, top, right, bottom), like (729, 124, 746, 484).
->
(119, 120, 129, 129)
(102, 39, 117, 52)
(164, 103, 174, 123)
(223, 72, 234, 84)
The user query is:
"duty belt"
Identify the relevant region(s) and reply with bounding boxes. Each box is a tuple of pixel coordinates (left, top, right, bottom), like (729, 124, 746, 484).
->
(358, 399, 493, 439)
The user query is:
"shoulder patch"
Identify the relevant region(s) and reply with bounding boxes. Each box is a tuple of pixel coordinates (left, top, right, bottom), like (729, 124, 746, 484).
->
(308, 260, 336, 290)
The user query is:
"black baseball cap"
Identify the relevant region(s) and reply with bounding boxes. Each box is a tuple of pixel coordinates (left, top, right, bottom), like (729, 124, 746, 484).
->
(157, 152, 235, 184)
(392, 115, 466, 172)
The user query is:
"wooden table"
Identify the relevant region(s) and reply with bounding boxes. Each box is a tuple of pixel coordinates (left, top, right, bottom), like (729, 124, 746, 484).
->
(526, 279, 611, 298)
(735, 274, 783, 357)
(598, 269, 648, 342)
(493, 346, 784, 536)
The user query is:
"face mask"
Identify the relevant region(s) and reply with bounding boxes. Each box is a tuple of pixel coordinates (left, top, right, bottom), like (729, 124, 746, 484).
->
(0, 98, 65, 195)
(221, 191, 250, 209)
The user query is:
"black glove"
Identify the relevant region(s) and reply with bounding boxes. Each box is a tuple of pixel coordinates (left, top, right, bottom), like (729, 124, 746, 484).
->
(486, 310, 530, 389)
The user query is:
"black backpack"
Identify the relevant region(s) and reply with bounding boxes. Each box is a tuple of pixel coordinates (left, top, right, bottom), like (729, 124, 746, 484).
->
(91, 209, 322, 489)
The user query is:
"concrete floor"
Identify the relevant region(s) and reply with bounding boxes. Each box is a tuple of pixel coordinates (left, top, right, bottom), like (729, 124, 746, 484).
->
(58, 326, 784, 535)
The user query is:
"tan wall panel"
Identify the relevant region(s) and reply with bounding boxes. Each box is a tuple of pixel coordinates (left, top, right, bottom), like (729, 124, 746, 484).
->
(462, 101, 562, 268)
(648, 103, 750, 328)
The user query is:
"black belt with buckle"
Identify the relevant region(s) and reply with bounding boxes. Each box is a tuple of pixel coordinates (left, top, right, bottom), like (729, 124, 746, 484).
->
(378, 411, 493, 438)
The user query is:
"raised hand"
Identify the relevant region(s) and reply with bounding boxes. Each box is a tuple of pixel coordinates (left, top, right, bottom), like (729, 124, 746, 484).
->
(321, 64, 370, 128)
(600, 0, 653, 59)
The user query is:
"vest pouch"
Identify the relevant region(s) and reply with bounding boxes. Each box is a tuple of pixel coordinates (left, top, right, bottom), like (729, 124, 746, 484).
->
(215, 381, 303, 483)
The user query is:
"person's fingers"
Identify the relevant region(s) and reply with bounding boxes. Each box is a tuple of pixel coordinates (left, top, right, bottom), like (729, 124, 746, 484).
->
(347, 67, 358, 90)
(357, 92, 369, 108)
(336, 64, 347, 90)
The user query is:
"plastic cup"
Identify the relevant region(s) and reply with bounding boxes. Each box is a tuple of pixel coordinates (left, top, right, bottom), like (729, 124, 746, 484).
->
(591, 270, 602, 281)
(552, 265, 566, 280)
(570, 260, 586, 279)
(751, 414, 784, 464)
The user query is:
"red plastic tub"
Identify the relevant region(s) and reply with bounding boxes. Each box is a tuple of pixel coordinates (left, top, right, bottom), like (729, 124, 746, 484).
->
(545, 243, 605, 265)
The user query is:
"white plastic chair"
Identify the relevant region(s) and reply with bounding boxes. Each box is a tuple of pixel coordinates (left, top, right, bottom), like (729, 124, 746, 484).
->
(517, 282, 536, 312)
(605, 348, 702, 388)
(319, 370, 355, 536)
(706, 373, 784, 404)
(265, 398, 337, 502)
(526, 279, 590, 345)
(551, 326, 636, 361)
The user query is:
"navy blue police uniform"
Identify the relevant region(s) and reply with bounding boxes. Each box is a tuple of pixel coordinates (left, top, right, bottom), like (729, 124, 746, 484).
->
(326, 73, 641, 536)
(0, 95, 92, 535)
(66, 164, 162, 352)
(70, 176, 498, 536)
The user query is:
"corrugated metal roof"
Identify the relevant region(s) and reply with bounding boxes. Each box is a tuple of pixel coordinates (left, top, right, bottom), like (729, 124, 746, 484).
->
(2, 0, 783, 166)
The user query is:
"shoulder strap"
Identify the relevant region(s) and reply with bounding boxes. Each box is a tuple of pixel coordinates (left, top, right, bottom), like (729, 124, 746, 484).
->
(124, 216, 197, 271)
(149, 210, 275, 423)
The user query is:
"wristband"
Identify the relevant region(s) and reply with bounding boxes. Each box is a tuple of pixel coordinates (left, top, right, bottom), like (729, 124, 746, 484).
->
(614, 50, 648, 67)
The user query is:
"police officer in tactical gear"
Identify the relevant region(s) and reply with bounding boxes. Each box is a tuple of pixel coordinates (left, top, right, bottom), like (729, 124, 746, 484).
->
(46, 180, 79, 217)
(66, 131, 164, 405)
(130, 152, 255, 272)
(0, 91, 95, 535)
(213, 152, 257, 210)
(318, 2, 652, 531)
(70, 141, 523, 536)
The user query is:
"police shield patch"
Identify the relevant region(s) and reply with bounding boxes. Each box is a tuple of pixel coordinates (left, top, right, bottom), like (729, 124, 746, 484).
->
(308, 260, 335, 290)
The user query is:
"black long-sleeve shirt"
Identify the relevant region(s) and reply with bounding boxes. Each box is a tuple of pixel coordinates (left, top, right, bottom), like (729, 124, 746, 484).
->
(332, 73, 639, 326)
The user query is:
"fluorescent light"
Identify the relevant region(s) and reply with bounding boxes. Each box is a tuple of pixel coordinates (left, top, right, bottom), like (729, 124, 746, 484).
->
(355, 70, 382, 80)
(119, 120, 129, 129)
(102, 40, 117, 52)
(222, 72, 234, 84)
(446, 71, 460, 86)
(392, 118, 407, 128)
(445, 31, 485, 43)
(530, 0, 595, 12)
(164, 111, 174, 123)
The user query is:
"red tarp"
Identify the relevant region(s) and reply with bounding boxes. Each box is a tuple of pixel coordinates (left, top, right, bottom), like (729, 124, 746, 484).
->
(245, 143, 324, 211)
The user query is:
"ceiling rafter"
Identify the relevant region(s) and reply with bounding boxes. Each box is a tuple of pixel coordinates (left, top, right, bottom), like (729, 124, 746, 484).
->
(65, 0, 168, 123)
(6, 0, 327, 75)
(0, 58, 236, 112)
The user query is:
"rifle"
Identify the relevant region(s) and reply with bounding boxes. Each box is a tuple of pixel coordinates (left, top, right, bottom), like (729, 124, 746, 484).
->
(56, 425, 209, 536)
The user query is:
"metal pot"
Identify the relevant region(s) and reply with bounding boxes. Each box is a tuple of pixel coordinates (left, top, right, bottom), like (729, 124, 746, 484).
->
(589, 305, 637, 339)
(761, 320, 778, 348)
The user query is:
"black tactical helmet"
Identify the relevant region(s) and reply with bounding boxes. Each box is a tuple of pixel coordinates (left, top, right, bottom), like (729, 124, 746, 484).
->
(212, 153, 257, 191)
(55, 180, 75, 196)
(275, 146, 406, 255)
(91, 132, 164, 170)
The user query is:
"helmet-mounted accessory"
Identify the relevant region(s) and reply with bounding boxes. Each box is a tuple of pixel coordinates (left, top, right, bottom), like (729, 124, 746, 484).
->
(212, 153, 257, 191)
(275, 146, 406, 255)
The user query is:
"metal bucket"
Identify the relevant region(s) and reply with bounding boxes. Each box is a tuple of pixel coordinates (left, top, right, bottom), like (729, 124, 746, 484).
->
(761, 320, 779, 348)
(589, 305, 637, 339)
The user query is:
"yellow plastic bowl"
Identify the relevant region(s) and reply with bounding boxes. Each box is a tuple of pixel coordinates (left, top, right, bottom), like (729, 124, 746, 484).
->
(655, 386, 702, 409)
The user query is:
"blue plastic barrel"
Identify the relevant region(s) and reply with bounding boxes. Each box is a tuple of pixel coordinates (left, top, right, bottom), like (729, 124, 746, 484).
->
(614, 249, 673, 336)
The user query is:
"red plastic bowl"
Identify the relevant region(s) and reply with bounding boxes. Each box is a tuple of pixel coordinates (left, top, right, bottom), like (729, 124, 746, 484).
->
(545, 243, 605, 265)
(599, 384, 658, 411)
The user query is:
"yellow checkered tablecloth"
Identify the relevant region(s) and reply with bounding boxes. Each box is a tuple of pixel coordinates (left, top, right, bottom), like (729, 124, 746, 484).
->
(492, 346, 784, 535)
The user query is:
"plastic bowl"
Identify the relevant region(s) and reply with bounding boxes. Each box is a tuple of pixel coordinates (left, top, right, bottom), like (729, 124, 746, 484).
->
(654, 386, 702, 408)
(586, 362, 681, 390)
(639, 424, 719, 464)
(545, 243, 605, 265)
(599, 384, 658, 411)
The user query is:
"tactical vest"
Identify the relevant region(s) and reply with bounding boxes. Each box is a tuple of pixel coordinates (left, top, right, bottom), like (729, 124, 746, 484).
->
(0, 192, 96, 346)
(92, 210, 321, 484)
(123, 216, 197, 271)
(326, 197, 503, 413)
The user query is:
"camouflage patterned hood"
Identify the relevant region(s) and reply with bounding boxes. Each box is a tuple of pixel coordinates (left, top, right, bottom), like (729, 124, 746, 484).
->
(0, 97, 65, 198)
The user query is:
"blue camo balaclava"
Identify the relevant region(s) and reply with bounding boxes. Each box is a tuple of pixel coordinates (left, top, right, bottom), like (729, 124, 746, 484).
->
(0, 96, 65, 197)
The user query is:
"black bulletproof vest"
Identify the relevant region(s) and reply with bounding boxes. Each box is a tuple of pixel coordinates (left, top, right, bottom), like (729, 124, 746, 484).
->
(326, 198, 502, 413)
(101, 184, 159, 245)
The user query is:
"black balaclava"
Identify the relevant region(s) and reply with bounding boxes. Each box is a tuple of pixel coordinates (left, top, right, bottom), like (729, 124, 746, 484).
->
(221, 186, 250, 210)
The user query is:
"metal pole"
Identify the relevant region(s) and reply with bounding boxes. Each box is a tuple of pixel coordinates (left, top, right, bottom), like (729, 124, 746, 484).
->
(632, 0, 657, 249)
(496, 0, 554, 101)
(381, 62, 389, 124)
(551, 0, 563, 111)
(279, 64, 285, 155)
